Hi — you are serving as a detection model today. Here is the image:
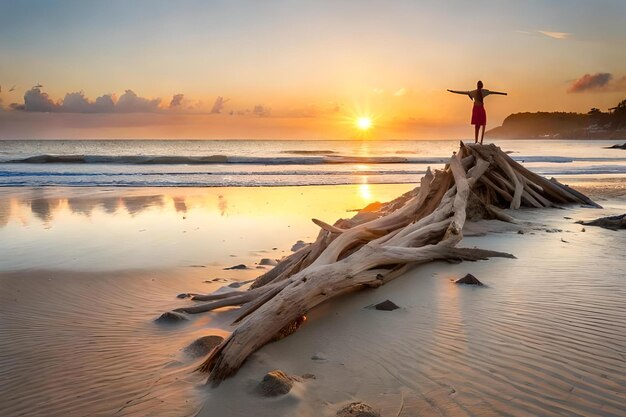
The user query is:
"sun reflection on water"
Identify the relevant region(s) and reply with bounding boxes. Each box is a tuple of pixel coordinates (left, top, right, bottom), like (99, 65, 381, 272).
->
(359, 176, 372, 201)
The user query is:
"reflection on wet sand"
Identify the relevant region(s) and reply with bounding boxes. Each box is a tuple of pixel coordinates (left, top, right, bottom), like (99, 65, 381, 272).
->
(0, 185, 410, 228)
(30, 190, 63, 223)
(173, 196, 187, 213)
(0, 198, 10, 228)
(217, 194, 228, 216)
(68, 196, 102, 216)
(123, 195, 165, 215)
(1, 192, 171, 225)
(0, 184, 414, 271)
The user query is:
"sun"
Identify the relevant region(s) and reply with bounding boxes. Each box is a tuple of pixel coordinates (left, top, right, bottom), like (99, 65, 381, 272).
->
(356, 117, 372, 131)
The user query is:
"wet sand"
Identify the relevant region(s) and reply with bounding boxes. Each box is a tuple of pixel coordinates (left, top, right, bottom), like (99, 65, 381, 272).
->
(1, 182, 625, 416)
(197, 196, 626, 417)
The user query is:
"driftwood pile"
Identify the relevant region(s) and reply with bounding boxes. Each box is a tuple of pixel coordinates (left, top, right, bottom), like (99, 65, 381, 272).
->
(164, 143, 599, 385)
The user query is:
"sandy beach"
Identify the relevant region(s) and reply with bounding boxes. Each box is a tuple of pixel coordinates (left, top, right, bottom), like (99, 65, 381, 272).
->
(1, 179, 625, 417)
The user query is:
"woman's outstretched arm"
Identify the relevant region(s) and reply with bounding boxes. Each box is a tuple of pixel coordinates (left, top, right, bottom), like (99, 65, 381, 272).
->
(447, 89, 469, 95)
(489, 91, 508, 95)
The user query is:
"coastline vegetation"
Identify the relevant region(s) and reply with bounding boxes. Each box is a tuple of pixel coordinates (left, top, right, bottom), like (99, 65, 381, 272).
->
(487, 99, 626, 139)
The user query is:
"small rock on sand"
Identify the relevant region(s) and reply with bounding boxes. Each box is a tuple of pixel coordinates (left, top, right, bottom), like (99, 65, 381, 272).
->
(291, 240, 307, 252)
(336, 402, 381, 417)
(259, 258, 278, 266)
(228, 281, 246, 288)
(224, 264, 248, 270)
(256, 370, 295, 397)
(311, 352, 327, 361)
(373, 300, 400, 311)
(301, 373, 316, 379)
(455, 273, 484, 286)
(206, 278, 229, 283)
(606, 143, 626, 150)
(577, 214, 626, 230)
(155, 311, 188, 323)
(184, 335, 224, 358)
(177, 293, 190, 299)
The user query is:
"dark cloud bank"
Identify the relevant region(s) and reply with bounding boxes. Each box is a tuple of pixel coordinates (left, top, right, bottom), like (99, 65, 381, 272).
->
(9, 87, 180, 113)
(568, 72, 626, 93)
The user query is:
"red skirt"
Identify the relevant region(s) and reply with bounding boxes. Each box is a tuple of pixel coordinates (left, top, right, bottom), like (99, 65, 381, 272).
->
(471, 104, 487, 126)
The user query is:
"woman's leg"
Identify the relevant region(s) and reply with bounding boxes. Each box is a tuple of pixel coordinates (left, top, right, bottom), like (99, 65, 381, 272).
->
(474, 125, 480, 143)
(480, 125, 486, 144)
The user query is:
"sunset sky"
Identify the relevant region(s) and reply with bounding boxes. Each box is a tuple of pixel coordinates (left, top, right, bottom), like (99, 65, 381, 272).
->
(1, 0, 625, 139)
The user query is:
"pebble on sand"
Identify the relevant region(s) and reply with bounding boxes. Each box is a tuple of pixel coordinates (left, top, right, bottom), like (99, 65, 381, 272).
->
(291, 240, 308, 252)
(577, 214, 626, 230)
(454, 273, 484, 286)
(373, 300, 400, 311)
(184, 335, 224, 358)
(336, 402, 381, 417)
(606, 143, 626, 149)
(224, 264, 248, 270)
(256, 370, 296, 397)
(155, 311, 188, 323)
(259, 258, 278, 266)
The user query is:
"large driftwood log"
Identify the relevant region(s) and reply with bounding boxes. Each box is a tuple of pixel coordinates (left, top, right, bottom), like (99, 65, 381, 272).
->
(163, 143, 599, 385)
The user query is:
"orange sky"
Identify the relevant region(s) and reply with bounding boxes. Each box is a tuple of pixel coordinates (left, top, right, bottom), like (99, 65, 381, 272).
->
(1, 1, 625, 139)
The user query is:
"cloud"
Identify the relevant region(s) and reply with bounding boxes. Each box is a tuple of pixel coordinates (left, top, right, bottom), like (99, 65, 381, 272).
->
(94, 94, 116, 112)
(10, 86, 162, 113)
(566, 72, 626, 93)
(115, 90, 161, 113)
(23, 87, 58, 112)
(61, 91, 115, 113)
(394, 88, 407, 97)
(393, 87, 413, 97)
(210, 96, 229, 114)
(517, 30, 571, 40)
(253, 104, 270, 117)
(538, 30, 570, 40)
(169, 93, 184, 108)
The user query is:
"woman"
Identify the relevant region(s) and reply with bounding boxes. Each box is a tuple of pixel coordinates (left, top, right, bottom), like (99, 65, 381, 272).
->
(447, 81, 507, 144)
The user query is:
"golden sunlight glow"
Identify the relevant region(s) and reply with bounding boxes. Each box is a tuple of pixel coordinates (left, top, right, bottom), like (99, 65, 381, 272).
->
(356, 117, 372, 131)
(359, 177, 372, 201)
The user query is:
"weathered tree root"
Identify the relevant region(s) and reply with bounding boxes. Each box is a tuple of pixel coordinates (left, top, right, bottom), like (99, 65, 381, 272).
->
(163, 143, 599, 385)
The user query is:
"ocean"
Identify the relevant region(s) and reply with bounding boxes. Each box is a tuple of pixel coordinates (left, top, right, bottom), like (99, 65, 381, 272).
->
(1, 139, 626, 187)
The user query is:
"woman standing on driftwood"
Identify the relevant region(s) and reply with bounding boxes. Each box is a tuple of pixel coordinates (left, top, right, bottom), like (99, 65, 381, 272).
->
(448, 80, 507, 144)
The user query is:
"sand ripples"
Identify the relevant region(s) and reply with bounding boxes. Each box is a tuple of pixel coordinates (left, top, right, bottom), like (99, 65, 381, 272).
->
(0, 270, 212, 417)
(2, 199, 626, 417)
(325, 227, 626, 417)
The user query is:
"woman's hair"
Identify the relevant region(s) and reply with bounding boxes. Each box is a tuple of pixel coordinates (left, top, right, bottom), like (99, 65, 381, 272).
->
(477, 80, 484, 102)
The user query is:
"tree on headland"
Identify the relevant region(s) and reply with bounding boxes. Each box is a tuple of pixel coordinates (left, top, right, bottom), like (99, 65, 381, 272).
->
(608, 99, 626, 130)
